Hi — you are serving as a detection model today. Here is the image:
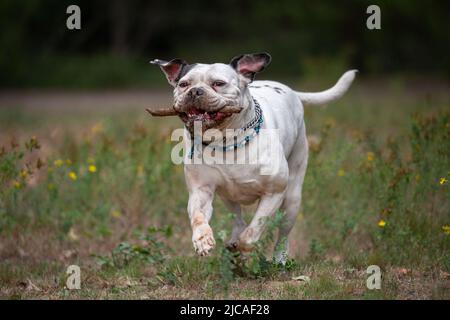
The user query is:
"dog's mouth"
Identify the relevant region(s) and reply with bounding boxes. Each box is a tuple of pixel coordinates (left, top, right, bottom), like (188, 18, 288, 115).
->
(179, 106, 232, 123)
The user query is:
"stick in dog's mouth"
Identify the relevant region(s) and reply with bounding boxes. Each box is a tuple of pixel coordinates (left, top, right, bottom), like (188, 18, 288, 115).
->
(145, 104, 243, 118)
(145, 106, 178, 117)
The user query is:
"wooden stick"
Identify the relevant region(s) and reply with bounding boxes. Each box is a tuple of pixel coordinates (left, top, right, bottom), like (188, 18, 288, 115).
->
(145, 107, 178, 117)
(145, 105, 243, 117)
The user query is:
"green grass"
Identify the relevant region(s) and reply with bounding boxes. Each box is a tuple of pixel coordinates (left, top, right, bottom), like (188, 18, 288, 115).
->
(0, 82, 449, 299)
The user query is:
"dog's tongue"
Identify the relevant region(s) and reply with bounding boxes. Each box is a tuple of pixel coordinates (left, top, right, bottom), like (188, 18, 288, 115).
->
(214, 112, 228, 121)
(188, 107, 203, 115)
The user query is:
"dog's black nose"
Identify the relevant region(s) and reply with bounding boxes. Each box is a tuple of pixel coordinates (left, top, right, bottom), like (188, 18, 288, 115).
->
(189, 87, 204, 97)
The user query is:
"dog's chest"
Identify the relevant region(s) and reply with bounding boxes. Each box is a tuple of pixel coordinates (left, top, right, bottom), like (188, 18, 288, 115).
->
(184, 129, 289, 205)
(212, 164, 268, 204)
(187, 160, 287, 205)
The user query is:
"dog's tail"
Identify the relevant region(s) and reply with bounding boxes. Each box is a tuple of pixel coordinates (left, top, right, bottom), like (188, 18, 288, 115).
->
(295, 70, 358, 106)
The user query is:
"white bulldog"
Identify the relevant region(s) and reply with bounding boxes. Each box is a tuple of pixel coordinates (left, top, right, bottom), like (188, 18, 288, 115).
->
(149, 53, 356, 264)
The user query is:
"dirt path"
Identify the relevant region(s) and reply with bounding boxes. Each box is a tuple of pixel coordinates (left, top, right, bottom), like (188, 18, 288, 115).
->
(0, 79, 448, 111)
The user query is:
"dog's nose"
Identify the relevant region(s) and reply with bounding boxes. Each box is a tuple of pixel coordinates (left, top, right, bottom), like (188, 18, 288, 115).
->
(189, 87, 204, 97)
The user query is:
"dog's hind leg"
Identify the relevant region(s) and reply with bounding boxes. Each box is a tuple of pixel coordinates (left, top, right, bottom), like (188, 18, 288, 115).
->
(274, 126, 308, 264)
(221, 199, 247, 250)
(237, 192, 286, 253)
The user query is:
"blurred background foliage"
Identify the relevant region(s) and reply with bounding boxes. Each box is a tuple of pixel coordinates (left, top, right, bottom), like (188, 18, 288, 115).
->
(0, 0, 449, 88)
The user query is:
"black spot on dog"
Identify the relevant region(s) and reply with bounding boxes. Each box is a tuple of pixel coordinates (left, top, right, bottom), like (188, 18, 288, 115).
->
(271, 86, 285, 94)
(249, 84, 285, 94)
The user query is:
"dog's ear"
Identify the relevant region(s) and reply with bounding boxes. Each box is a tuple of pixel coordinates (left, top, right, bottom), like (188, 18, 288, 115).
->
(230, 52, 271, 82)
(150, 58, 188, 86)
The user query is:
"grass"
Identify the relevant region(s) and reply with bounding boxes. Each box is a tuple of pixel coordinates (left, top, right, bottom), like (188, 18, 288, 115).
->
(0, 80, 449, 299)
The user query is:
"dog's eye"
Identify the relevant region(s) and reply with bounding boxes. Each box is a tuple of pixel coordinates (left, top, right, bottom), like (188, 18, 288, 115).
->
(178, 81, 189, 88)
(212, 80, 226, 87)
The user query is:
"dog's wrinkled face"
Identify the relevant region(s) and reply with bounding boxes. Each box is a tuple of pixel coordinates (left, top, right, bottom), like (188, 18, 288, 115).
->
(152, 53, 271, 132)
(174, 63, 242, 131)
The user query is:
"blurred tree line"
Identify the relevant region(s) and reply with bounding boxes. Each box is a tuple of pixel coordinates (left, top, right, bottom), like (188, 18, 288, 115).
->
(0, 0, 448, 88)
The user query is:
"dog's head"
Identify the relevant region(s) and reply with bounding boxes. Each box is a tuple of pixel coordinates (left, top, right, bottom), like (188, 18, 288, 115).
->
(151, 53, 271, 132)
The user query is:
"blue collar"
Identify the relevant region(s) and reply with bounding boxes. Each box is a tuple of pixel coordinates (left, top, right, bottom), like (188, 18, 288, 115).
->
(188, 97, 263, 159)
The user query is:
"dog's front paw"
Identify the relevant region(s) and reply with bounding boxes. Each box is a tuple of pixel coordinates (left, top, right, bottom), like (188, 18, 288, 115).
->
(192, 223, 216, 256)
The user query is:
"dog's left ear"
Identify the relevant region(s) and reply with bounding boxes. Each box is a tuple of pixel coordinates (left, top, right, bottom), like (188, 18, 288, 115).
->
(230, 52, 271, 82)
(150, 58, 188, 86)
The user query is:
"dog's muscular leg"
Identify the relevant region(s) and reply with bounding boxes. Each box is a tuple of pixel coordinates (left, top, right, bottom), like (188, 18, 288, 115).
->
(237, 192, 285, 253)
(221, 199, 246, 250)
(275, 129, 308, 264)
(275, 163, 307, 264)
(188, 187, 215, 256)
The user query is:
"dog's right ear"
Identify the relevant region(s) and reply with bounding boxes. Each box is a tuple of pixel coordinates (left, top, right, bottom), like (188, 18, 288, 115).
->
(230, 52, 271, 82)
(150, 58, 188, 86)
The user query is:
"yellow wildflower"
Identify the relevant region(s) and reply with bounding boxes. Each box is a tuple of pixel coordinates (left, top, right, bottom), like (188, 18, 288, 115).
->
(111, 210, 122, 218)
(14, 181, 21, 189)
(442, 225, 450, 235)
(20, 170, 28, 179)
(88, 165, 97, 173)
(367, 152, 375, 162)
(91, 122, 104, 134)
(66, 159, 72, 165)
(338, 169, 346, 177)
(439, 177, 448, 185)
(378, 219, 386, 228)
(87, 157, 95, 164)
(69, 171, 77, 181)
(54, 159, 64, 167)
